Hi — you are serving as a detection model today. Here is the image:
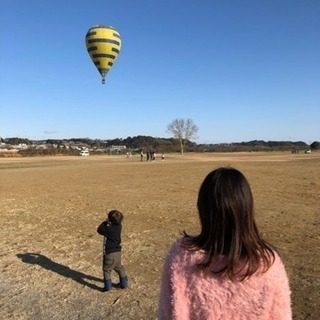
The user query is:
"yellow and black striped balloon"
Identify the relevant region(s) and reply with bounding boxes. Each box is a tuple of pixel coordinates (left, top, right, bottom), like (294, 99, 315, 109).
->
(85, 25, 122, 84)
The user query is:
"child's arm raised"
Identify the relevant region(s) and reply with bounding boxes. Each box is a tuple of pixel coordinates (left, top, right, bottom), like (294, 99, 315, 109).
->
(97, 220, 111, 236)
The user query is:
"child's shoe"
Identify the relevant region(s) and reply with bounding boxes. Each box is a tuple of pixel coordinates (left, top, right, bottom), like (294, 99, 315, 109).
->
(102, 279, 112, 292)
(115, 276, 128, 289)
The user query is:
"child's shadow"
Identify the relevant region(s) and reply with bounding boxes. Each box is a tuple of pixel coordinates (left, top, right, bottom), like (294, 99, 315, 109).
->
(16, 253, 103, 292)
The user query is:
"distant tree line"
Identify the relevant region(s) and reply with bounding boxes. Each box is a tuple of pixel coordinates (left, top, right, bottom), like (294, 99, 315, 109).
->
(1, 136, 318, 157)
(197, 140, 314, 153)
(18, 146, 80, 157)
(310, 141, 320, 150)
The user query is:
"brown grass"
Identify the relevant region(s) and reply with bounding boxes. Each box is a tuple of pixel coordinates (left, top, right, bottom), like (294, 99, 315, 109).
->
(0, 152, 319, 319)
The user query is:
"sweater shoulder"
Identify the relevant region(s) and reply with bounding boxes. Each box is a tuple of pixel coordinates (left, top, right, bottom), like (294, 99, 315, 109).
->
(167, 241, 288, 284)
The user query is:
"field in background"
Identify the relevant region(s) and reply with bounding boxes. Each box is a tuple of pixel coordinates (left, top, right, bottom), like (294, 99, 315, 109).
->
(0, 152, 319, 319)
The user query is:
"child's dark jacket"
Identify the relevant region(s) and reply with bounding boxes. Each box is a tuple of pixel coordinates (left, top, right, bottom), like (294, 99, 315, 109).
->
(97, 222, 122, 254)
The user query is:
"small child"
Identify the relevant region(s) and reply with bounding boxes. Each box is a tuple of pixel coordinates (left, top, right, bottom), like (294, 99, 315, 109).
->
(97, 210, 128, 292)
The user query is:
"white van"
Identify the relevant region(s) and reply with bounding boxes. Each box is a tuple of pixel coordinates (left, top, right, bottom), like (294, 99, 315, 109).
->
(80, 150, 89, 156)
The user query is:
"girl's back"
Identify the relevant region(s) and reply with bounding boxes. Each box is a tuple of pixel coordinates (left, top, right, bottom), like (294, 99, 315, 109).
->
(159, 241, 291, 320)
(159, 168, 291, 319)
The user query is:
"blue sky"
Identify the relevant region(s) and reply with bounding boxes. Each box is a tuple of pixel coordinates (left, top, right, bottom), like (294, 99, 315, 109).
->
(0, 0, 319, 144)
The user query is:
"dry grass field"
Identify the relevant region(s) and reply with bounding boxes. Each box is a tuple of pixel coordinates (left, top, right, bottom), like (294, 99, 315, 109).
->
(0, 152, 319, 320)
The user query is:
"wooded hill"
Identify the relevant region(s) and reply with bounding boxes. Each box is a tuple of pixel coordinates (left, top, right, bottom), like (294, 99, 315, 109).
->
(1, 136, 318, 155)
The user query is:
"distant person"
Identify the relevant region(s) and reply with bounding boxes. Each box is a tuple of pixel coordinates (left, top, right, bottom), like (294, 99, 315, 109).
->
(159, 167, 291, 319)
(161, 153, 164, 160)
(147, 151, 150, 161)
(140, 150, 144, 162)
(97, 210, 128, 291)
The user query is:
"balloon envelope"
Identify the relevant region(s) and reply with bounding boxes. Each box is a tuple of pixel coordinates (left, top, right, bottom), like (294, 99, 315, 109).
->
(85, 25, 122, 83)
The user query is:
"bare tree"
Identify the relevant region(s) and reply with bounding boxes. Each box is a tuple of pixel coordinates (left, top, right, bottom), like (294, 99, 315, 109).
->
(167, 118, 198, 155)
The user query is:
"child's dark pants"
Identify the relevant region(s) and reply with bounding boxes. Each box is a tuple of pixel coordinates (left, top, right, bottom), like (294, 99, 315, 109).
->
(103, 252, 126, 280)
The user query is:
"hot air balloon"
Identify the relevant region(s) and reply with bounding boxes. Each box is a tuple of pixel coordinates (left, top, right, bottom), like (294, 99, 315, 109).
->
(85, 25, 122, 84)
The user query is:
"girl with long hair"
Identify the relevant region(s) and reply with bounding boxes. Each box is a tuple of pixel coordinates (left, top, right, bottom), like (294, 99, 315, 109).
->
(159, 167, 291, 319)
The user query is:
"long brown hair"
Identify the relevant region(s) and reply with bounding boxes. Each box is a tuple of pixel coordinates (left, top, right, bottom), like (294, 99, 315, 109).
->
(182, 167, 275, 281)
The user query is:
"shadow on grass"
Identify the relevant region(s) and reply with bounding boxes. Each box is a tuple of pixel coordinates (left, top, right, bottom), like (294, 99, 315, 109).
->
(16, 253, 104, 292)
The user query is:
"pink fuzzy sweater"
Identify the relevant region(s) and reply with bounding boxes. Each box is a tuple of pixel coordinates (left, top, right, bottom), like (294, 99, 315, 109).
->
(159, 241, 291, 320)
